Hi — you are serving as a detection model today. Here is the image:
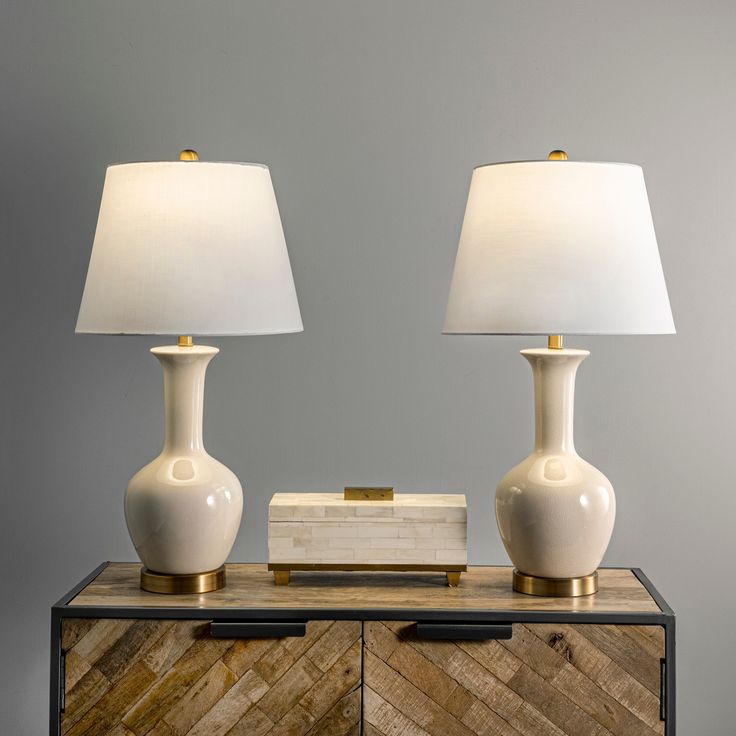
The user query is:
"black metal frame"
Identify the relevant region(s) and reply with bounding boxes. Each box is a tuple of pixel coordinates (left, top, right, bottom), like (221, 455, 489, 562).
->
(50, 563, 676, 734)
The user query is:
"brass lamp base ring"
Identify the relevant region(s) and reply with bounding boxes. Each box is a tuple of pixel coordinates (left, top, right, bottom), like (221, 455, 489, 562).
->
(140, 566, 226, 594)
(513, 569, 598, 597)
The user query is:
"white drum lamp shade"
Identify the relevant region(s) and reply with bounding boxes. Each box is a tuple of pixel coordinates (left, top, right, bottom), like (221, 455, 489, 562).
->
(444, 160, 674, 336)
(76, 155, 302, 593)
(443, 155, 674, 596)
(77, 160, 302, 336)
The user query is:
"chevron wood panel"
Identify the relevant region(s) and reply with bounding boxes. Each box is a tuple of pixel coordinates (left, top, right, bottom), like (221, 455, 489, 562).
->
(363, 621, 665, 736)
(61, 619, 361, 736)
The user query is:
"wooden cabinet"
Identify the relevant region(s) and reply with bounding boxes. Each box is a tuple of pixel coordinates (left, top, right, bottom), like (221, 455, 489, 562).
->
(59, 619, 361, 735)
(363, 621, 665, 736)
(51, 564, 675, 735)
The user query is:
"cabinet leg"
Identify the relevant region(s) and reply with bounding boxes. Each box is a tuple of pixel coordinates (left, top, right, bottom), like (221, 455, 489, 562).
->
(274, 570, 290, 586)
(446, 571, 461, 587)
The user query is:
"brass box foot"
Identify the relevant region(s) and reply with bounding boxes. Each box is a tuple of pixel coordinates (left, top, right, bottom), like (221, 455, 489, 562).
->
(273, 570, 291, 586)
(140, 566, 225, 594)
(513, 569, 598, 597)
(267, 563, 466, 586)
(446, 571, 462, 587)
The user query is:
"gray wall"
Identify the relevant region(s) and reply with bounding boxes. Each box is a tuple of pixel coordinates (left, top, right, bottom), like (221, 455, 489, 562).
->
(2, 1, 733, 732)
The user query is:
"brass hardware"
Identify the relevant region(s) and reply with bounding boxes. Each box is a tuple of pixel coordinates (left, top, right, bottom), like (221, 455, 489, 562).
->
(344, 487, 394, 501)
(445, 571, 462, 587)
(268, 562, 465, 587)
(178, 335, 193, 348)
(179, 149, 199, 161)
(140, 566, 226, 594)
(548, 334, 564, 350)
(273, 570, 291, 586)
(548, 149, 568, 161)
(512, 569, 598, 597)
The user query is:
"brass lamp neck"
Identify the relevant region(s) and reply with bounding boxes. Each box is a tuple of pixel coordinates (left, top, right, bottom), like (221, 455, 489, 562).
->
(546, 149, 567, 352)
(178, 335, 193, 348)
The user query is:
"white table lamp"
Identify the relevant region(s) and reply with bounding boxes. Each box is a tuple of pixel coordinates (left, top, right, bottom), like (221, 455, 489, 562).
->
(444, 150, 674, 596)
(77, 150, 302, 593)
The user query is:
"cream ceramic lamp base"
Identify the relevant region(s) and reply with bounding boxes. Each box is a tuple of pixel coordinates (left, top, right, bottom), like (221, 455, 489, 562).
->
(495, 348, 615, 596)
(125, 344, 243, 593)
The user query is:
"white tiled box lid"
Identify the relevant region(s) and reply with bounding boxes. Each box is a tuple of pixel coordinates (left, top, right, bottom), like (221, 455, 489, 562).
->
(269, 493, 467, 523)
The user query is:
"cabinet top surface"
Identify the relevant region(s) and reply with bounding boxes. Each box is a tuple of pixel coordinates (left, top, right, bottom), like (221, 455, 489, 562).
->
(64, 564, 665, 616)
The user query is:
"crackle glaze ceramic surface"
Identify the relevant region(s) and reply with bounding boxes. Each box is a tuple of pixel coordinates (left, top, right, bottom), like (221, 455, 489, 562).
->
(495, 348, 615, 579)
(125, 345, 243, 575)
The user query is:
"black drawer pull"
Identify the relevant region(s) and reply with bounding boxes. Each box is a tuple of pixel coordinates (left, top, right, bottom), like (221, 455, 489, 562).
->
(660, 658, 666, 721)
(209, 621, 306, 638)
(416, 623, 513, 641)
(59, 650, 66, 713)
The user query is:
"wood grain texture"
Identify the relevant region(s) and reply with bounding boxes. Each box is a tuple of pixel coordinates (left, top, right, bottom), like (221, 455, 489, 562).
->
(69, 564, 660, 614)
(61, 619, 361, 736)
(363, 621, 665, 736)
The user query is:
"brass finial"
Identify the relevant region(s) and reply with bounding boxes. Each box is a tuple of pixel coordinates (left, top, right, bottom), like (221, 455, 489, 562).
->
(179, 149, 199, 161)
(548, 335, 564, 350)
(178, 335, 193, 348)
(548, 150, 568, 161)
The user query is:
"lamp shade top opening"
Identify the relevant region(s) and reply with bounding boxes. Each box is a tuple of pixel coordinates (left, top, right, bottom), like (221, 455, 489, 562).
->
(443, 159, 675, 335)
(76, 160, 303, 336)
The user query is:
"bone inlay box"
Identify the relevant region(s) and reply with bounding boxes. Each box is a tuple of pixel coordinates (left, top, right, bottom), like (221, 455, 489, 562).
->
(268, 492, 467, 585)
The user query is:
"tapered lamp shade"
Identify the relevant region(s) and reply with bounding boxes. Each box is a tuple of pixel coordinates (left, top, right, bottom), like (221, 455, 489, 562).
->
(76, 161, 302, 335)
(443, 160, 674, 334)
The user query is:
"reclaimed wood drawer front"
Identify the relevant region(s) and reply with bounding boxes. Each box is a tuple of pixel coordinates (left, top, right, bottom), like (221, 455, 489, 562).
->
(60, 618, 361, 736)
(363, 620, 666, 736)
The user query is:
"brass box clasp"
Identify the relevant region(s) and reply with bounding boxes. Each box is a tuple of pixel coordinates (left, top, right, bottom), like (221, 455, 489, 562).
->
(343, 487, 394, 501)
